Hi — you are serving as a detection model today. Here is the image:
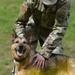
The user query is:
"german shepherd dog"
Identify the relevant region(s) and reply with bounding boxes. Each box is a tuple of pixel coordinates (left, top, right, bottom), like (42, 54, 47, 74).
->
(11, 30, 75, 75)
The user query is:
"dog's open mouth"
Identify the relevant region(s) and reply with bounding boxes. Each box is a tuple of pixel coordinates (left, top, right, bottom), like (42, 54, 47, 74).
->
(15, 46, 26, 57)
(16, 50, 25, 57)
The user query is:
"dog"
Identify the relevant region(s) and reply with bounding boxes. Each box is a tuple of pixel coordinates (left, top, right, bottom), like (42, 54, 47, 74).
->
(11, 30, 75, 75)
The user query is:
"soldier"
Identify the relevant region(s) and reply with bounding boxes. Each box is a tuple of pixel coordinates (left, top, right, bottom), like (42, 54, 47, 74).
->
(15, 0, 70, 69)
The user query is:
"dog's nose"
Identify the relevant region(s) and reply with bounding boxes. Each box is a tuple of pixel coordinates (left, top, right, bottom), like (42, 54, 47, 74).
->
(15, 43, 26, 52)
(19, 44, 23, 49)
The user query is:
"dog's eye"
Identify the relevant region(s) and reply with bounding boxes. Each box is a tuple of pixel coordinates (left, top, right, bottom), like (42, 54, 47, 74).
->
(23, 41, 27, 44)
(15, 41, 19, 43)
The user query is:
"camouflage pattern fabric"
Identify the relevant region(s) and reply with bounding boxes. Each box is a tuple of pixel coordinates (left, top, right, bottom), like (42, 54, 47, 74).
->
(15, 0, 70, 59)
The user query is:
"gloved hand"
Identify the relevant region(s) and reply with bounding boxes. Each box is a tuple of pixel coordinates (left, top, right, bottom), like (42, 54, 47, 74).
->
(32, 53, 45, 69)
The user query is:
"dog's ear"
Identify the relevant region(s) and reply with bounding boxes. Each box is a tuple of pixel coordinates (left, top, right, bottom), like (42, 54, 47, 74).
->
(12, 29, 17, 42)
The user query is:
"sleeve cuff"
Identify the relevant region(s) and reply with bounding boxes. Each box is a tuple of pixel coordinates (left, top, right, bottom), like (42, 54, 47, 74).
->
(37, 49, 52, 59)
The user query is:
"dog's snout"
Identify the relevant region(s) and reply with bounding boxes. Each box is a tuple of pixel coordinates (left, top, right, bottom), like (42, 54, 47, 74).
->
(15, 43, 26, 54)
(15, 44, 24, 51)
(19, 44, 23, 48)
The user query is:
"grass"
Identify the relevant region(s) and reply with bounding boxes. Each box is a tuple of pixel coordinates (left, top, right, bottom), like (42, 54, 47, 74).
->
(0, 0, 75, 75)
(63, 2, 75, 56)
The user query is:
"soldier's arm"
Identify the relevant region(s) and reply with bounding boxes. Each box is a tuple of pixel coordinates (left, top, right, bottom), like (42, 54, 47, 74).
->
(39, 1, 70, 59)
(15, 1, 32, 37)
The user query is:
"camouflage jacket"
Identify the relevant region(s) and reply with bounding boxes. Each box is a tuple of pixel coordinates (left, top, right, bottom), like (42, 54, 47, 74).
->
(15, 0, 70, 58)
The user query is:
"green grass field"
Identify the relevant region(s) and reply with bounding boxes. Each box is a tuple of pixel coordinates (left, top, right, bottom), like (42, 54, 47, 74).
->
(0, 0, 75, 75)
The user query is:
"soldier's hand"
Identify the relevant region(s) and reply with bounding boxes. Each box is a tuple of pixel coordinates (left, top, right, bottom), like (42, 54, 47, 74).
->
(32, 53, 45, 69)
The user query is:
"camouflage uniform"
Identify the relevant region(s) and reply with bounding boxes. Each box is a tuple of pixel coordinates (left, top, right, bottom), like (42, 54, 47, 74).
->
(15, 0, 70, 59)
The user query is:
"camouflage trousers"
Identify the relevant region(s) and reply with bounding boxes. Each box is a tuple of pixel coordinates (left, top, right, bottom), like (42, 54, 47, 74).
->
(25, 18, 64, 55)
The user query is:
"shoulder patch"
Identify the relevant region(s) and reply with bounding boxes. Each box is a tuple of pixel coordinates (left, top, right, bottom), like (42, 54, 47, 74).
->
(21, 4, 28, 12)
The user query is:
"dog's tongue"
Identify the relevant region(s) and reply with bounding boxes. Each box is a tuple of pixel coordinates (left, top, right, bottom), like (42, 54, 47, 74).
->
(17, 51, 23, 56)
